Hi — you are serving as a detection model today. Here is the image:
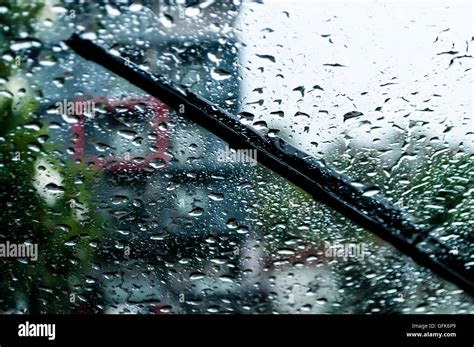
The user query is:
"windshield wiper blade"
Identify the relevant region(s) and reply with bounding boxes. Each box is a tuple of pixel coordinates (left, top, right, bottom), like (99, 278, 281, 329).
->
(66, 33, 473, 296)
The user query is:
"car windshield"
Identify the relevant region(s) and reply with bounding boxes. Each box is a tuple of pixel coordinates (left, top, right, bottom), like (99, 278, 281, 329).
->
(0, 0, 472, 314)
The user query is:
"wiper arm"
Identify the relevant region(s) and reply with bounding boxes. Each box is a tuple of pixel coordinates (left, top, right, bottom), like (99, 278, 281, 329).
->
(66, 33, 473, 296)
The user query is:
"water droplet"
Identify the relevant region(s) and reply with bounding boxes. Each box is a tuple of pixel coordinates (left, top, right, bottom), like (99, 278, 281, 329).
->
(211, 68, 232, 81)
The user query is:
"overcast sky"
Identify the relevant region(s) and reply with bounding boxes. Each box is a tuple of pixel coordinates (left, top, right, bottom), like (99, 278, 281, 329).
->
(239, 0, 473, 159)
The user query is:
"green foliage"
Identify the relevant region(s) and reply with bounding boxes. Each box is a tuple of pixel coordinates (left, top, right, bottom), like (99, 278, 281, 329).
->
(0, 0, 105, 313)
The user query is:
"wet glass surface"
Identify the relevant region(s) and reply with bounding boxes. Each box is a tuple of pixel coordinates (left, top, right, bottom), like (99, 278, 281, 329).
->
(0, 0, 472, 313)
